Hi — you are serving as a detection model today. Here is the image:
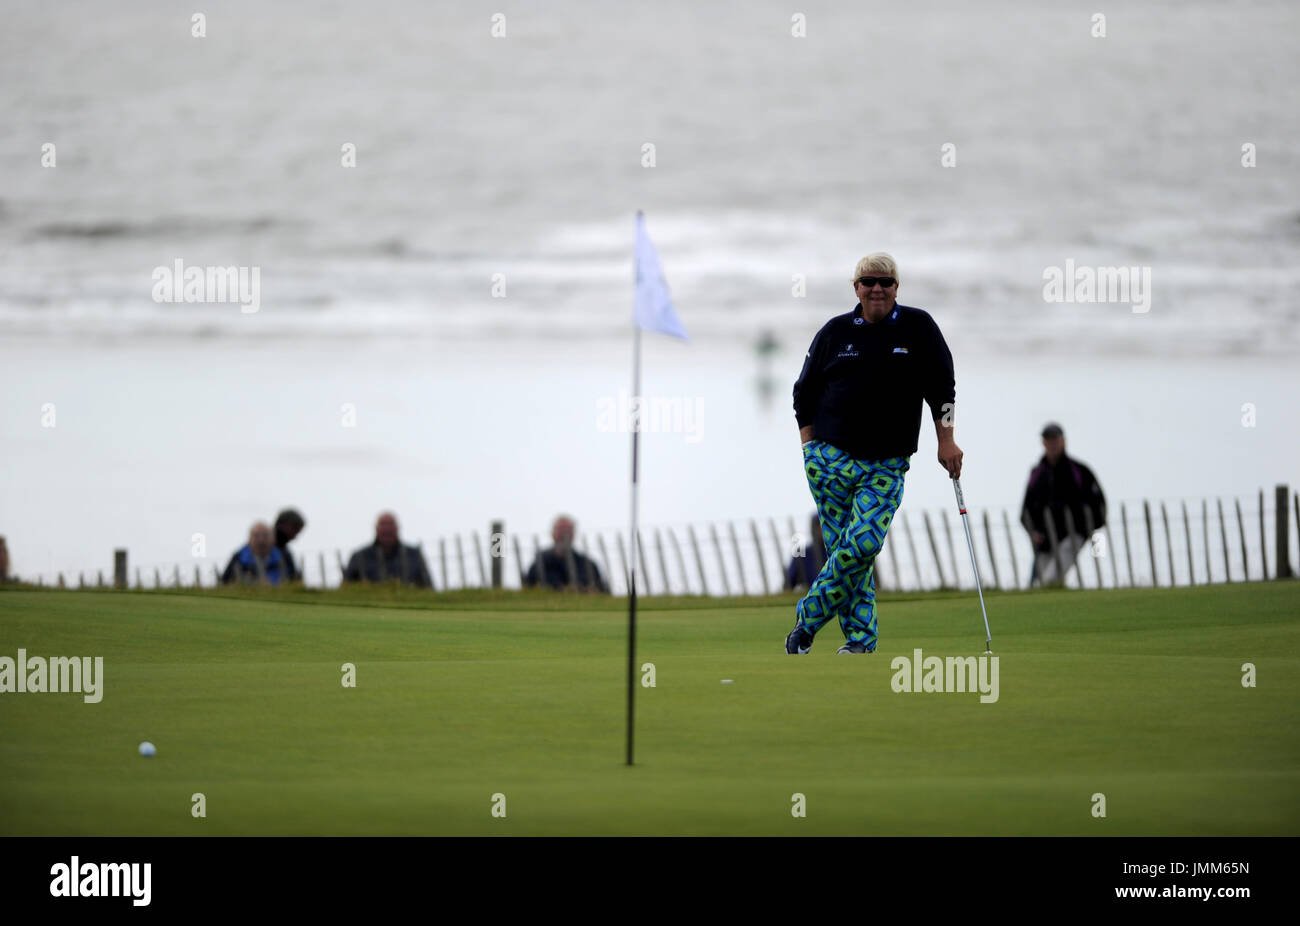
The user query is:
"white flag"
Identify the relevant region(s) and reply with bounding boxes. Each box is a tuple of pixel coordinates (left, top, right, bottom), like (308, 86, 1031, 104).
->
(633, 212, 688, 340)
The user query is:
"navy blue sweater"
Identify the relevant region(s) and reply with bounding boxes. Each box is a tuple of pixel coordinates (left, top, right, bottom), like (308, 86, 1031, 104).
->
(793, 303, 956, 461)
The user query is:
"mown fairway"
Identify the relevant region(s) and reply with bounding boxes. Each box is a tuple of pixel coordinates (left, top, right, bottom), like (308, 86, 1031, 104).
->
(1, 582, 1297, 835)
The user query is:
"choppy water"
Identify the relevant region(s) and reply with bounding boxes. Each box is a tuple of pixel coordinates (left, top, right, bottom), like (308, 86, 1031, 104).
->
(2, 0, 1298, 351)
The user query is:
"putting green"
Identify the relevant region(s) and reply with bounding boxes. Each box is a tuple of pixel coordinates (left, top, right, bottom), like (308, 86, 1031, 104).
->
(1, 582, 1296, 835)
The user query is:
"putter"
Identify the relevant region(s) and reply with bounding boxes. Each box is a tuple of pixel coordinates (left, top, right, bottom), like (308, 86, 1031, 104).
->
(951, 477, 994, 654)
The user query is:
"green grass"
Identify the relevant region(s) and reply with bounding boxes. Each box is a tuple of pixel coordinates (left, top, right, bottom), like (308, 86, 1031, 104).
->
(1, 582, 1297, 835)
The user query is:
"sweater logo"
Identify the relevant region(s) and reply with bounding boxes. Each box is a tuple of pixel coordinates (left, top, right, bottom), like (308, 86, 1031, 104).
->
(837, 343, 859, 358)
(892, 347, 909, 354)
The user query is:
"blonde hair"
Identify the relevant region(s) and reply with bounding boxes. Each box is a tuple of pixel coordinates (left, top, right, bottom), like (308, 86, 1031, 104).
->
(852, 253, 899, 284)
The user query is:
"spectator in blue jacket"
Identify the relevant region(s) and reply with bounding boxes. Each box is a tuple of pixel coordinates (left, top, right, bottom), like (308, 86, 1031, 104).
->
(222, 521, 292, 586)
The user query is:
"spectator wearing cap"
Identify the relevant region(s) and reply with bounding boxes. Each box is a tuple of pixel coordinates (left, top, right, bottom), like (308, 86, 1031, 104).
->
(273, 508, 306, 582)
(1020, 423, 1107, 586)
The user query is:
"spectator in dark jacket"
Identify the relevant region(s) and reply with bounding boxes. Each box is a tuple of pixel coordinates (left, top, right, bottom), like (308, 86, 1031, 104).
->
(525, 515, 608, 592)
(222, 521, 293, 586)
(1020, 423, 1106, 586)
(273, 508, 306, 582)
(343, 512, 433, 588)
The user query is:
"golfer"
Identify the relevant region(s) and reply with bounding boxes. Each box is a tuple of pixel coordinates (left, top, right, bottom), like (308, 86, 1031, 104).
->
(787, 253, 962, 654)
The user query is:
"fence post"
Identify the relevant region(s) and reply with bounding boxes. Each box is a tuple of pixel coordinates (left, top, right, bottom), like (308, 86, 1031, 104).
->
(903, 511, 924, 591)
(1120, 503, 1134, 587)
(595, 534, 616, 594)
(668, 528, 690, 596)
(637, 530, 654, 596)
(512, 536, 526, 587)
(615, 532, 633, 595)
(1043, 508, 1065, 588)
(1064, 507, 1083, 587)
(1294, 493, 1300, 578)
(1082, 507, 1103, 588)
(940, 509, 961, 589)
(113, 549, 127, 589)
(1217, 499, 1232, 582)
(726, 523, 747, 596)
(687, 525, 710, 596)
(655, 528, 672, 595)
(1001, 510, 1021, 590)
(1235, 498, 1250, 580)
(922, 511, 948, 589)
(1143, 501, 1158, 587)
(768, 519, 786, 590)
(749, 520, 770, 595)
(708, 524, 732, 596)
(981, 511, 1002, 591)
(490, 521, 504, 589)
(1181, 501, 1195, 586)
(1258, 490, 1269, 580)
(1201, 499, 1211, 584)
(1271, 485, 1292, 578)
(578, 535, 598, 590)
(1160, 503, 1175, 587)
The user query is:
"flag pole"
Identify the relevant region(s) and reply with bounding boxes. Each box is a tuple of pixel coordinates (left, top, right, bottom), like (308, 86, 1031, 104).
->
(627, 208, 686, 767)
(626, 277, 642, 767)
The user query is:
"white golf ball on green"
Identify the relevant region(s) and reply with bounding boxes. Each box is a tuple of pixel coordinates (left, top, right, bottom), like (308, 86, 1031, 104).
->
(138, 741, 156, 758)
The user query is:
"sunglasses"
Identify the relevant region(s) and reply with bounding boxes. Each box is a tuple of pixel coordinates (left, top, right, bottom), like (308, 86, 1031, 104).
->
(856, 276, 897, 288)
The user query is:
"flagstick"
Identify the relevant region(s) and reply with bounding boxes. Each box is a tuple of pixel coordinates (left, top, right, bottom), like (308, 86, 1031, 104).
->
(626, 321, 641, 766)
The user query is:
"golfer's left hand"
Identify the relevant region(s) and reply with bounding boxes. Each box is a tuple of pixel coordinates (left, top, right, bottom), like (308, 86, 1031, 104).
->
(938, 441, 963, 479)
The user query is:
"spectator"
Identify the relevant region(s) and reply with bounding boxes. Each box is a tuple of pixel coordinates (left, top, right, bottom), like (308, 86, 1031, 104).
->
(222, 521, 293, 586)
(784, 514, 827, 593)
(273, 508, 306, 582)
(343, 512, 433, 588)
(525, 516, 608, 592)
(1020, 423, 1107, 586)
(0, 536, 11, 583)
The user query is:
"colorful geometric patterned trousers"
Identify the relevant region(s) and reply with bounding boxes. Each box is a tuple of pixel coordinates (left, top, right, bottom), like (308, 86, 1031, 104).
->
(795, 440, 910, 651)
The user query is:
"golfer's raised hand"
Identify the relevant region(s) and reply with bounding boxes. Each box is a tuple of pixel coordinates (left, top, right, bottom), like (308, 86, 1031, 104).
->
(938, 440, 963, 479)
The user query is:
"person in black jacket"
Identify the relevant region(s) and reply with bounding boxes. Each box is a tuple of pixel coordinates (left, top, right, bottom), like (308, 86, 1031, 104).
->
(273, 508, 306, 582)
(786, 252, 963, 655)
(525, 515, 608, 593)
(1020, 423, 1106, 586)
(343, 512, 433, 588)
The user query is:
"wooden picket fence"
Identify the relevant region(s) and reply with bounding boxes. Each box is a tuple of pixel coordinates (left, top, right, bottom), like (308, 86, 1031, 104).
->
(24, 485, 1297, 598)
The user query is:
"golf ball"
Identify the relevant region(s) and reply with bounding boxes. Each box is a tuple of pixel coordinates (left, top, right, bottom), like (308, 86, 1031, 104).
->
(138, 741, 156, 758)
(721, 679, 734, 684)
